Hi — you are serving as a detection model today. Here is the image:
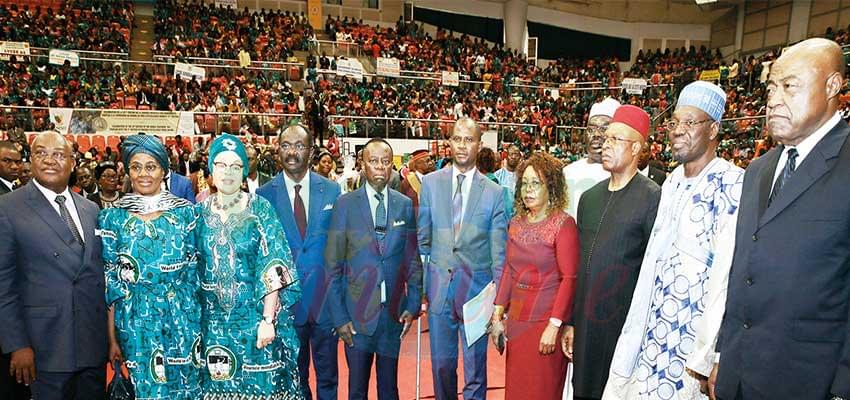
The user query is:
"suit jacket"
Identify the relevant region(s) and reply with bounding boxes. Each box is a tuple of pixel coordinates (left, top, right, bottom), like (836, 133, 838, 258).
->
(647, 165, 666, 187)
(417, 168, 508, 315)
(169, 172, 196, 204)
(258, 171, 341, 327)
(716, 120, 850, 400)
(325, 186, 422, 336)
(0, 182, 107, 372)
(0, 181, 11, 196)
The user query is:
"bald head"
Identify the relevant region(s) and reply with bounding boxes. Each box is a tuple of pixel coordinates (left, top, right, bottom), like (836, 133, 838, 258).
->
(453, 117, 482, 141)
(32, 131, 73, 152)
(767, 37, 845, 146)
(781, 38, 844, 77)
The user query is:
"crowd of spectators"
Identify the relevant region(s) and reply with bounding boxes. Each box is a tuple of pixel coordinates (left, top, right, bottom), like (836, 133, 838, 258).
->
(153, 0, 312, 62)
(0, 0, 133, 53)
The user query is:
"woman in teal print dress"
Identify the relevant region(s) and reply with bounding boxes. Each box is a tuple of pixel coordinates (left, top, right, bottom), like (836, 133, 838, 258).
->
(196, 134, 302, 399)
(100, 134, 203, 399)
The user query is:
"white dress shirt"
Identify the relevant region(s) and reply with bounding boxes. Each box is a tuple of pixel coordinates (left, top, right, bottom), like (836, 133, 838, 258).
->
(451, 166, 477, 224)
(33, 180, 84, 243)
(771, 111, 840, 191)
(364, 182, 389, 227)
(283, 172, 310, 223)
(246, 175, 259, 194)
(0, 177, 14, 192)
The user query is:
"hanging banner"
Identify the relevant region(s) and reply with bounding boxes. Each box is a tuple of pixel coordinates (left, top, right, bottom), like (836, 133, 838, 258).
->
(699, 69, 721, 81)
(0, 41, 30, 61)
(549, 88, 560, 100)
(441, 71, 459, 87)
(49, 49, 80, 67)
(49, 107, 74, 134)
(64, 109, 194, 136)
(238, 49, 251, 68)
(174, 62, 206, 81)
(622, 78, 648, 95)
(376, 57, 400, 78)
(214, 0, 237, 8)
(336, 58, 364, 81)
(307, 0, 323, 30)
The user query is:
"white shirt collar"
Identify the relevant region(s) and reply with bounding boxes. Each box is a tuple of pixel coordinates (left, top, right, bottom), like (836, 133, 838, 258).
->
(283, 171, 310, 192)
(0, 177, 14, 191)
(364, 180, 389, 201)
(786, 111, 841, 163)
(32, 178, 71, 202)
(452, 166, 477, 183)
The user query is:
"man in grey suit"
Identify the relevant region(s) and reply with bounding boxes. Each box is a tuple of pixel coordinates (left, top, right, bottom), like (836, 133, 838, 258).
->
(418, 117, 508, 400)
(712, 38, 850, 400)
(0, 132, 107, 400)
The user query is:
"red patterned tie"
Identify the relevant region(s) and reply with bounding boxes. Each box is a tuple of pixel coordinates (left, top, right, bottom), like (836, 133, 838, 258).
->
(294, 184, 307, 239)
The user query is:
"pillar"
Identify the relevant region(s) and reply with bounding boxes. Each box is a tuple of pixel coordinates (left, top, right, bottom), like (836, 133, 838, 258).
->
(503, 0, 528, 54)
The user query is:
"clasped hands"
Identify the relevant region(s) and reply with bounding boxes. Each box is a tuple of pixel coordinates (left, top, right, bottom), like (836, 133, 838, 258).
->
(488, 307, 560, 355)
(335, 311, 416, 347)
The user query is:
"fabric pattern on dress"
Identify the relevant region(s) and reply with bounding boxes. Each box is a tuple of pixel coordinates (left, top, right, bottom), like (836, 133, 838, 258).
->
(100, 205, 203, 400)
(196, 194, 303, 400)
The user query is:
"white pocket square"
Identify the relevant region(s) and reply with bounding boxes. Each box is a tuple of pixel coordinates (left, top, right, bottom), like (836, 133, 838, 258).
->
(323, 204, 333, 211)
(392, 220, 406, 227)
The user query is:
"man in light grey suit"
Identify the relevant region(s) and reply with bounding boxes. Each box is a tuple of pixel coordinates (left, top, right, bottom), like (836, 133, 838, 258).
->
(418, 117, 508, 400)
(0, 132, 107, 400)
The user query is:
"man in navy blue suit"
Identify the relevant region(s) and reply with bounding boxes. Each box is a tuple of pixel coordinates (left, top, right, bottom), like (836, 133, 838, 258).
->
(326, 138, 421, 400)
(0, 132, 107, 399)
(258, 124, 341, 400)
(712, 38, 850, 400)
(167, 169, 195, 203)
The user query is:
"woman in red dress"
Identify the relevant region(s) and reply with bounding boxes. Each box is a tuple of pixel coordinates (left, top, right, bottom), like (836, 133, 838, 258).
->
(491, 152, 580, 399)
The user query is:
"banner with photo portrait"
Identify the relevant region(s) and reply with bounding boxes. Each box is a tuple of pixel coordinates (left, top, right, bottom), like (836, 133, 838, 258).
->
(55, 109, 194, 136)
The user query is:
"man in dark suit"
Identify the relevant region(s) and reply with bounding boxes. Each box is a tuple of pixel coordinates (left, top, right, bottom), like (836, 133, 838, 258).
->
(0, 132, 107, 400)
(167, 170, 195, 203)
(0, 140, 26, 400)
(638, 142, 666, 187)
(258, 124, 341, 400)
(0, 141, 21, 195)
(712, 38, 850, 400)
(418, 118, 508, 400)
(326, 138, 422, 400)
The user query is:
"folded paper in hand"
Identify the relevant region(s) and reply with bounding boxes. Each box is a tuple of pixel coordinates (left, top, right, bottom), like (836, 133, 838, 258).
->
(462, 281, 497, 347)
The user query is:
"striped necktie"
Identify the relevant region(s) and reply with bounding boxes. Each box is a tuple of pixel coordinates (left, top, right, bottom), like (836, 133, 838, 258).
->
(453, 174, 465, 240)
(55, 195, 84, 248)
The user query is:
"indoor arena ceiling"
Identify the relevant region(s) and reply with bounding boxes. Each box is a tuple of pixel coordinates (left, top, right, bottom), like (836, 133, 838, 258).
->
(493, 0, 740, 24)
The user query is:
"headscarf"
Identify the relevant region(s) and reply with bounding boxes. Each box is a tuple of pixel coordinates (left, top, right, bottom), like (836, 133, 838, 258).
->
(208, 133, 249, 178)
(121, 134, 170, 172)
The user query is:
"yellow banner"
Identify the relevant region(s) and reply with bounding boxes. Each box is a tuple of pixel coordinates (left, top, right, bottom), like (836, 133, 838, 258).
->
(308, 0, 323, 30)
(699, 69, 721, 81)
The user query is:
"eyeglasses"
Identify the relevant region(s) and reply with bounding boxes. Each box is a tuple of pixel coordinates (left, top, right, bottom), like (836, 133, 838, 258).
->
(604, 136, 637, 145)
(0, 157, 22, 165)
(664, 119, 712, 131)
(213, 162, 244, 173)
(128, 163, 162, 175)
(521, 180, 543, 192)
(32, 150, 69, 162)
(449, 136, 477, 145)
(586, 125, 610, 136)
(367, 158, 392, 167)
(280, 143, 308, 152)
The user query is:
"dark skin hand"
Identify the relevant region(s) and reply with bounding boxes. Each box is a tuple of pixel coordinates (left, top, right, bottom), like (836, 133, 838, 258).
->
(10, 347, 35, 385)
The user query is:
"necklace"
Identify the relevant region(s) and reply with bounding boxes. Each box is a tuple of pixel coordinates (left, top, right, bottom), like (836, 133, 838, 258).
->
(100, 192, 119, 202)
(213, 192, 244, 211)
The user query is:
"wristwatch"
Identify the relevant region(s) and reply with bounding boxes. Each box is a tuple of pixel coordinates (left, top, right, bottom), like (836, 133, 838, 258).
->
(260, 315, 277, 325)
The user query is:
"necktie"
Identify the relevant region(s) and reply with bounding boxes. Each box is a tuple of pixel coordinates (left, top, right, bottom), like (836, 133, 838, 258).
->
(55, 195, 84, 248)
(293, 184, 307, 239)
(374, 192, 386, 253)
(769, 148, 798, 206)
(453, 174, 465, 240)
